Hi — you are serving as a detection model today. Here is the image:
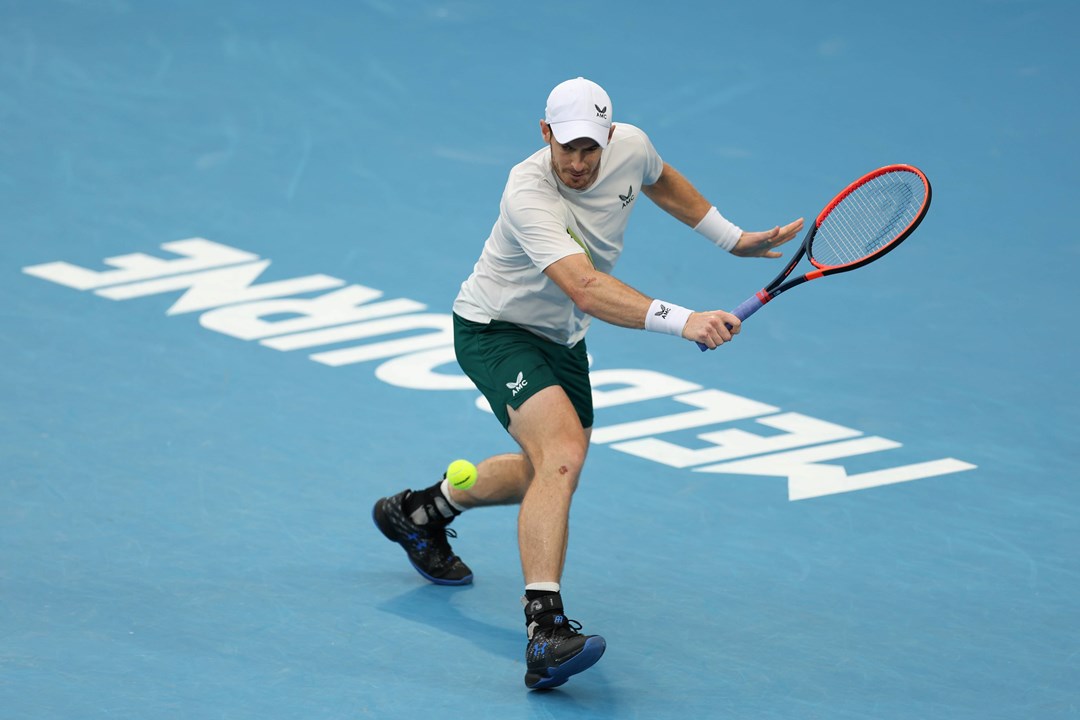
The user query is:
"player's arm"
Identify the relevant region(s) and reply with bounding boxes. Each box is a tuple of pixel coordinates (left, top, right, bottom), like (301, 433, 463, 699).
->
(642, 163, 803, 258)
(640, 163, 712, 227)
(543, 253, 740, 348)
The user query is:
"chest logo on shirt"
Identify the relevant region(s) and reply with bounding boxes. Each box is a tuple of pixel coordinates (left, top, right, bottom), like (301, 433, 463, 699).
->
(619, 185, 636, 208)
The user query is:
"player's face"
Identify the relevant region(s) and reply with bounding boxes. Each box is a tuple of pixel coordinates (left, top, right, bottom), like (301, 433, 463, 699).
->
(542, 122, 607, 190)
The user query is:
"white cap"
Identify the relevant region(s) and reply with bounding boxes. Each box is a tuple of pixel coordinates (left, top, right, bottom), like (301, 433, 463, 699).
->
(545, 77, 612, 148)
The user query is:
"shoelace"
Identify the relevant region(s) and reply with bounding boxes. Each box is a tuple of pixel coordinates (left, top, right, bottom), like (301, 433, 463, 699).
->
(543, 617, 583, 639)
(425, 525, 460, 560)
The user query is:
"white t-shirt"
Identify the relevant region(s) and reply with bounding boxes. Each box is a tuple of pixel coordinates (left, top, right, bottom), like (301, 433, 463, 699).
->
(453, 123, 664, 346)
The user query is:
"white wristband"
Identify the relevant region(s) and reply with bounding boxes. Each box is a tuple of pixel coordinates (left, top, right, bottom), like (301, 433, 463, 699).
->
(644, 299, 693, 337)
(694, 206, 743, 252)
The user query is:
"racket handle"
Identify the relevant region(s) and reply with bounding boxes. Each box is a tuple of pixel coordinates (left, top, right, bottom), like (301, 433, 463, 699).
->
(696, 293, 766, 352)
(731, 293, 765, 321)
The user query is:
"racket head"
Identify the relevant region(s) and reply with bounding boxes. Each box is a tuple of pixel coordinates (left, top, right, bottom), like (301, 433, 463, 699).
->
(808, 164, 931, 272)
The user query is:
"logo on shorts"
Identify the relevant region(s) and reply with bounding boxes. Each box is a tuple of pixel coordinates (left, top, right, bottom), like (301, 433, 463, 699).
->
(619, 185, 635, 208)
(654, 303, 671, 320)
(507, 371, 528, 397)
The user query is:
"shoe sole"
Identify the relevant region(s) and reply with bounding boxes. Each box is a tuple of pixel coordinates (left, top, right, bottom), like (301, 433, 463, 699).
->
(372, 501, 473, 586)
(525, 636, 607, 690)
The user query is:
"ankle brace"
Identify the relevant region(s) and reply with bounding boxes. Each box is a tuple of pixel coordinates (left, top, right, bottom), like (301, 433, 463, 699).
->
(403, 484, 460, 525)
(522, 591, 564, 628)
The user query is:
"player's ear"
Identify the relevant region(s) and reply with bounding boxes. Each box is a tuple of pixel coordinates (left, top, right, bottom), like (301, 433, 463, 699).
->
(607, 124, 615, 143)
(540, 120, 552, 143)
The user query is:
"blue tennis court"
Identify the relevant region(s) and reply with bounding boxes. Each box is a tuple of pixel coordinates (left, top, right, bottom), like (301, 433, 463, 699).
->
(2, 1, 1077, 718)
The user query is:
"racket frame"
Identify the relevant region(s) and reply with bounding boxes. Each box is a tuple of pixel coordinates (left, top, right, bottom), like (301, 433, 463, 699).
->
(763, 163, 932, 304)
(696, 164, 931, 351)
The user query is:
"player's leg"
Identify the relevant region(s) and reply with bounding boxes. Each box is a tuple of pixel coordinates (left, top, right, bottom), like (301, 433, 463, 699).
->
(446, 452, 534, 508)
(506, 385, 588, 584)
(506, 385, 604, 689)
(371, 449, 535, 587)
(372, 316, 540, 585)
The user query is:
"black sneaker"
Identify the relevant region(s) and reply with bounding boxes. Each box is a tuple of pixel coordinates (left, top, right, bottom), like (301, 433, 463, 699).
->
(372, 490, 473, 586)
(524, 600, 606, 689)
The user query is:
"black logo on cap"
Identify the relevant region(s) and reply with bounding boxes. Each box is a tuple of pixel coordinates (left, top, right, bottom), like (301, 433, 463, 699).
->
(595, 104, 608, 119)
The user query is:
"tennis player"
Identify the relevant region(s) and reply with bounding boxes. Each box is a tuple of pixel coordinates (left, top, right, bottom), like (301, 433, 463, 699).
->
(374, 77, 802, 689)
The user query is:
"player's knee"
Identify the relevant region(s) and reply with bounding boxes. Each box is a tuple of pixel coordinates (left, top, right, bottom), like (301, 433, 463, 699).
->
(544, 447, 587, 491)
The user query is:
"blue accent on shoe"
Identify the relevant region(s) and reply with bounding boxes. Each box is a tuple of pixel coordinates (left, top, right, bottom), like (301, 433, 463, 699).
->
(372, 493, 474, 585)
(527, 636, 606, 690)
(408, 558, 473, 586)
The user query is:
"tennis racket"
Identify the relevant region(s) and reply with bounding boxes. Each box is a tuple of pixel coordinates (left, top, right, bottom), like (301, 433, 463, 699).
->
(698, 163, 932, 351)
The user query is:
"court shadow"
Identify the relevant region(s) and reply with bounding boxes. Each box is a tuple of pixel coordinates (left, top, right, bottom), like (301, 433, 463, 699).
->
(375, 583, 522, 661)
(375, 580, 620, 702)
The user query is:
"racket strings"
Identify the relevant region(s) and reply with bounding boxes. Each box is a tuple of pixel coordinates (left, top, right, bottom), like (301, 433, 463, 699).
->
(811, 171, 925, 268)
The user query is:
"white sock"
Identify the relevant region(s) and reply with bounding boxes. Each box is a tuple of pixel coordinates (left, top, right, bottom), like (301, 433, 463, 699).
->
(439, 478, 467, 512)
(525, 581, 561, 593)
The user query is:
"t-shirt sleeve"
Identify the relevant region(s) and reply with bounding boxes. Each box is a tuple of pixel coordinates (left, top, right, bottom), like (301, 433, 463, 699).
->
(637, 127, 665, 185)
(503, 187, 586, 272)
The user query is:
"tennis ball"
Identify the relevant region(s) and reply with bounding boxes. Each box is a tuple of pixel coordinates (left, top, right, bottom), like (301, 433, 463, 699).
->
(445, 459, 478, 491)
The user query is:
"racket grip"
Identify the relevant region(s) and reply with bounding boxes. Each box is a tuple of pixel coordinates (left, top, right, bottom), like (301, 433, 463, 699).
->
(731, 294, 765, 321)
(696, 293, 766, 352)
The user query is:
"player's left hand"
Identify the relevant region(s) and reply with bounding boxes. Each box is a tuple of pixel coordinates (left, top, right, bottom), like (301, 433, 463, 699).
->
(731, 218, 804, 258)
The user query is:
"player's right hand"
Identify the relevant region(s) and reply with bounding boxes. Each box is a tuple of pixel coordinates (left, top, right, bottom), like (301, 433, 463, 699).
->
(683, 310, 740, 349)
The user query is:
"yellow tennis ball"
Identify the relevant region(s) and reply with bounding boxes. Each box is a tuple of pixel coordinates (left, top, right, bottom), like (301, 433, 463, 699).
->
(446, 459, 478, 490)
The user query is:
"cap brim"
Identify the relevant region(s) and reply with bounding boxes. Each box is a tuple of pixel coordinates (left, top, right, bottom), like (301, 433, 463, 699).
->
(549, 120, 610, 149)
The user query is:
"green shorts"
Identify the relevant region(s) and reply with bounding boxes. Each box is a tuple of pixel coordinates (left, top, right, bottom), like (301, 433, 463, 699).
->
(453, 313, 593, 431)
